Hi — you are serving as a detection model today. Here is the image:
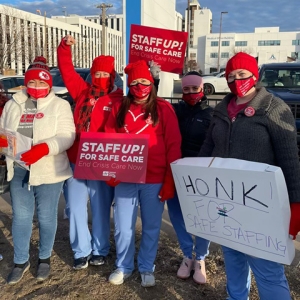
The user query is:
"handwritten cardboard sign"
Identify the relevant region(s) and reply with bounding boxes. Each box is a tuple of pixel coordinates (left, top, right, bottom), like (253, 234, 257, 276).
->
(129, 24, 188, 74)
(74, 132, 149, 183)
(171, 157, 295, 265)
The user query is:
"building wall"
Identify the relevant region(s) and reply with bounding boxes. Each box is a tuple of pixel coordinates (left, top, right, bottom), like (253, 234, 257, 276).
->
(192, 8, 212, 72)
(183, 1, 212, 73)
(82, 14, 123, 32)
(125, 0, 182, 97)
(0, 5, 123, 75)
(52, 15, 123, 72)
(199, 27, 300, 73)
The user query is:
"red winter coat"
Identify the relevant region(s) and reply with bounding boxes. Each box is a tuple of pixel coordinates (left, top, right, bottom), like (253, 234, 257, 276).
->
(57, 39, 123, 163)
(105, 98, 182, 184)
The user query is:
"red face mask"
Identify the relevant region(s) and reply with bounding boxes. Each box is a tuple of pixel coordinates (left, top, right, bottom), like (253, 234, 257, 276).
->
(27, 87, 49, 99)
(129, 83, 152, 100)
(228, 76, 255, 97)
(182, 92, 204, 106)
(92, 77, 111, 93)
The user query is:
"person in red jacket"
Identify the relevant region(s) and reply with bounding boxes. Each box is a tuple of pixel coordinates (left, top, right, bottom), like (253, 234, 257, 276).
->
(57, 35, 123, 270)
(105, 60, 181, 287)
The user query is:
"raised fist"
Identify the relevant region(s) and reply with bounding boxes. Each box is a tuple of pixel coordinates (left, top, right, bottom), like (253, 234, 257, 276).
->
(64, 35, 76, 46)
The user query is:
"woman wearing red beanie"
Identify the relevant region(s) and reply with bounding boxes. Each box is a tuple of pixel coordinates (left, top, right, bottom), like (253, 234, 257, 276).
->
(199, 51, 300, 299)
(57, 35, 124, 270)
(0, 56, 75, 284)
(105, 60, 181, 287)
(167, 71, 212, 284)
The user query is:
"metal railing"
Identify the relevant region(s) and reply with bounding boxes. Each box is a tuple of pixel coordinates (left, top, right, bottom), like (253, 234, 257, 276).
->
(164, 97, 222, 107)
(5, 91, 300, 124)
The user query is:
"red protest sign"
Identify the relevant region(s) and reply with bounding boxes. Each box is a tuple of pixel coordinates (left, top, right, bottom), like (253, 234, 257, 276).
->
(74, 132, 149, 183)
(129, 24, 188, 74)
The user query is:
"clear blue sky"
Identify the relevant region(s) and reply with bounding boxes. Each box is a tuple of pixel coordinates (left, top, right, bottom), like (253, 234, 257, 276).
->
(4, 0, 300, 33)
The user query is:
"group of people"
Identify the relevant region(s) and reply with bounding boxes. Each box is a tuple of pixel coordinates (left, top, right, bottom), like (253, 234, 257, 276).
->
(0, 34, 300, 299)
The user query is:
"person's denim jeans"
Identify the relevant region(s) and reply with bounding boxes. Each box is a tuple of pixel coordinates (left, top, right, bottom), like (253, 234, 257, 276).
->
(167, 191, 210, 260)
(10, 166, 63, 264)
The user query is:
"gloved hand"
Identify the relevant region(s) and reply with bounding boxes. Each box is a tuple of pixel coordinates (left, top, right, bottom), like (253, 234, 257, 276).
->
(106, 177, 121, 187)
(289, 203, 300, 239)
(21, 143, 49, 166)
(0, 137, 8, 148)
(149, 60, 161, 79)
(158, 176, 175, 202)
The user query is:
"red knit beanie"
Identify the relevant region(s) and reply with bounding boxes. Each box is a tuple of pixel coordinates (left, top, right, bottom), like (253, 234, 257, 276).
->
(124, 60, 154, 86)
(225, 52, 259, 81)
(91, 55, 115, 74)
(25, 56, 52, 88)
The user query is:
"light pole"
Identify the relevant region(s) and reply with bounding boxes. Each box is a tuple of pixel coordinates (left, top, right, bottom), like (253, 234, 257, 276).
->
(62, 6, 67, 17)
(185, 0, 190, 73)
(62, 6, 67, 21)
(217, 11, 228, 72)
(36, 9, 47, 59)
(96, 3, 113, 55)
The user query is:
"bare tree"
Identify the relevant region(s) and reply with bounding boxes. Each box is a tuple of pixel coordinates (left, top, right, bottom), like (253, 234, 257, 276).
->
(230, 45, 254, 57)
(0, 5, 29, 74)
(0, 5, 54, 74)
(188, 59, 199, 71)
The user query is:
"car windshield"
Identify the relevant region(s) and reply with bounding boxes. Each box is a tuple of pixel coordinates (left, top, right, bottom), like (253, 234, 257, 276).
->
(260, 68, 300, 88)
(50, 71, 65, 87)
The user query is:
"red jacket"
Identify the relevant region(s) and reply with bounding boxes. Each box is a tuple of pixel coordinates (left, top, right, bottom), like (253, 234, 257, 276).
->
(105, 98, 182, 183)
(57, 39, 123, 163)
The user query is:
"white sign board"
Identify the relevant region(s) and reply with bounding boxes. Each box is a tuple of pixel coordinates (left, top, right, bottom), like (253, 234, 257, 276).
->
(171, 157, 295, 265)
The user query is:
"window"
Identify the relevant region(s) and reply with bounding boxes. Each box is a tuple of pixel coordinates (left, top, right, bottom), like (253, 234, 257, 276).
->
(292, 40, 300, 45)
(235, 41, 247, 47)
(221, 52, 229, 58)
(291, 52, 299, 59)
(0, 78, 15, 90)
(16, 78, 25, 86)
(260, 68, 300, 88)
(211, 41, 218, 47)
(258, 40, 281, 46)
(222, 41, 230, 46)
(210, 53, 218, 58)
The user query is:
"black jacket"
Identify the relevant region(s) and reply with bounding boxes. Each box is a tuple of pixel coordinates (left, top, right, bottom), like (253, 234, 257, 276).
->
(199, 87, 300, 203)
(173, 98, 213, 157)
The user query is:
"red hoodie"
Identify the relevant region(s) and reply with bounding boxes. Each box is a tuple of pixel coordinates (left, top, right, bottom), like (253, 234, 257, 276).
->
(57, 39, 123, 163)
(105, 98, 182, 183)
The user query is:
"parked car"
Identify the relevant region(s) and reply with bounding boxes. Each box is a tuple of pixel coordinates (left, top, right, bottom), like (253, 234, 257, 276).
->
(201, 71, 221, 77)
(258, 62, 300, 144)
(0, 75, 25, 94)
(51, 68, 123, 88)
(0, 74, 70, 102)
(50, 68, 124, 105)
(50, 68, 91, 87)
(202, 71, 230, 95)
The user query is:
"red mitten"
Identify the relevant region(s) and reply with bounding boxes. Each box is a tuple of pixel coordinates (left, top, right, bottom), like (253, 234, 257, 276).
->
(289, 203, 300, 239)
(158, 176, 175, 202)
(21, 143, 49, 166)
(0, 137, 8, 148)
(106, 177, 121, 187)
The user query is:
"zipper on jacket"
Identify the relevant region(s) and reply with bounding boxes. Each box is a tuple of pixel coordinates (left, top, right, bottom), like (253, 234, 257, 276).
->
(28, 181, 31, 191)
